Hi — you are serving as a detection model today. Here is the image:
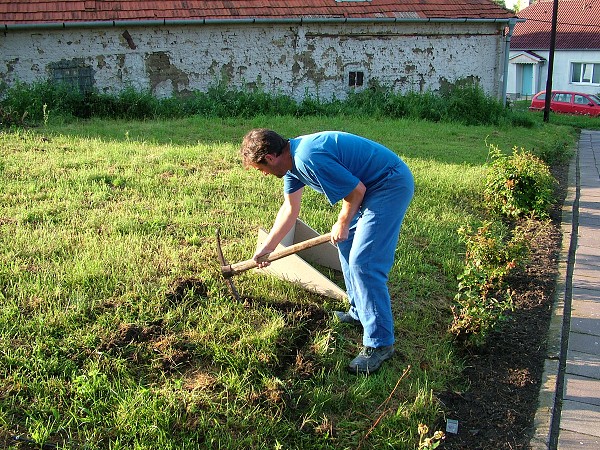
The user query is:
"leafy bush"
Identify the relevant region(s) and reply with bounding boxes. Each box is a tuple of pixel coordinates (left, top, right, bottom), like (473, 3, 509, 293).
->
(484, 144, 556, 219)
(450, 221, 529, 346)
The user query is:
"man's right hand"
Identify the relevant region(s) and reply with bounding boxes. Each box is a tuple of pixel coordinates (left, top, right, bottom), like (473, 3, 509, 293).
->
(253, 247, 274, 268)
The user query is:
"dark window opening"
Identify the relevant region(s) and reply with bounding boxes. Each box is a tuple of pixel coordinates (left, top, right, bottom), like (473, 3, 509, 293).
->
(349, 71, 364, 87)
(49, 60, 94, 94)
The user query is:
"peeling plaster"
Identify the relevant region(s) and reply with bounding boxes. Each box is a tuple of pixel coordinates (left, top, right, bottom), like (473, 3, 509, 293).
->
(294, 51, 326, 82)
(6, 58, 18, 73)
(96, 55, 107, 69)
(145, 51, 190, 97)
(0, 22, 507, 101)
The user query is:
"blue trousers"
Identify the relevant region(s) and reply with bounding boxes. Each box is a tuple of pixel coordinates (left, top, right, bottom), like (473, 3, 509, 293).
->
(337, 162, 414, 348)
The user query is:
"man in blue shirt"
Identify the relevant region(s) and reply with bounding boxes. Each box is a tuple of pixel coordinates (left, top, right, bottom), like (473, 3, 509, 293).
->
(240, 129, 414, 374)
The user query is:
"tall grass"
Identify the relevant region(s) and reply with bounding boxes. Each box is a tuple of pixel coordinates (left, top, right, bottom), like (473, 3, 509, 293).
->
(0, 115, 577, 448)
(2, 79, 535, 128)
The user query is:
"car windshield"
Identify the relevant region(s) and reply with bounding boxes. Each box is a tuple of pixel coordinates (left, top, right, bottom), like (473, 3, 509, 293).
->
(590, 95, 600, 105)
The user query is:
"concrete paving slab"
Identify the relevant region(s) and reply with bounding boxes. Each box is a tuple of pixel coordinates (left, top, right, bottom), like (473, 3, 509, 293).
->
(566, 350, 600, 378)
(560, 398, 600, 436)
(579, 185, 600, 200)
(572, 278, 600, 292)
(567, 332, 600, 356)
(569, 316, 600, 337)
(558, 429, 600, 448)
(577, 204, 600, 227)
(578, 198, 600, 208)
(574, 251, 600, 263)
(579, 178, 600, 188)
(572, 264, 600, 276)
(571, 288, 600, 304)
(578, 174, 600, 185)
(575, 245, 600, 258)
(576, 232, 600, 248)
(573, 254, 600, 271)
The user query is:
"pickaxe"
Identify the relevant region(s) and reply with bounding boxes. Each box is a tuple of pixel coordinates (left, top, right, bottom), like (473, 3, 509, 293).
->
(216, 229, 332, 301)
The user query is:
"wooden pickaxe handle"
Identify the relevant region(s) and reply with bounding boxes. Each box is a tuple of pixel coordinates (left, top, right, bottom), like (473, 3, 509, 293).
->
(221, 233, 332, 278)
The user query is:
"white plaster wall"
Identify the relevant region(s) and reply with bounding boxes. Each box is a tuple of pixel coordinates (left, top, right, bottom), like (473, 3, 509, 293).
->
(551, 50, 600, 95)
(0, 22, 507, 101)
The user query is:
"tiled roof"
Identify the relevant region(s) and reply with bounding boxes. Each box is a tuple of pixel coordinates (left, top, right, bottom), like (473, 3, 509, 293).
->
(0, 0, 515, 26)
(511, 0, 600, 50)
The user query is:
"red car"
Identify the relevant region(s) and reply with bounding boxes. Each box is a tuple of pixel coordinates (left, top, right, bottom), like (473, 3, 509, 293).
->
(529, 91, 600, 117)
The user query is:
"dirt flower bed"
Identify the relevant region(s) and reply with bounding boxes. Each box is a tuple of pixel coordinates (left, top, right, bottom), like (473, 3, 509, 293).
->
(438, 162, 568, 449)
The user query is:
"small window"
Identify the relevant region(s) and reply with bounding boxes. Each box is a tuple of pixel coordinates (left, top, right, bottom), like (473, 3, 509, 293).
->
(49, 59, 94, 93)
(574, 95, 588, 105)
(349, 71, 364, 88)
(571, 62, 600, 85)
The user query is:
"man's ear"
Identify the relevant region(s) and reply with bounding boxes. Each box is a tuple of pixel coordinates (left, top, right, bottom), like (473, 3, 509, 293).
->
(264, 153, 275, 164)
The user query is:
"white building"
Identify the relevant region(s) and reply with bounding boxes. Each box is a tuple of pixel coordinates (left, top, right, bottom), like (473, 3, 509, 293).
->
(508, 0, 600, 99)
(0, 1, 517, 101)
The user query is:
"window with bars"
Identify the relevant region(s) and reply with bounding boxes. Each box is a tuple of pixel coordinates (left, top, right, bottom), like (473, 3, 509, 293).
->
(49, 60, 94, 93)
(571, 62, 600, 85)
(349, 71, 364, 88)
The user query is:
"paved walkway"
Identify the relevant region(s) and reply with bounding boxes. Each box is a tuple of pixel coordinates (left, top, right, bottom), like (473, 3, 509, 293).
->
(531, 130, 600, 449)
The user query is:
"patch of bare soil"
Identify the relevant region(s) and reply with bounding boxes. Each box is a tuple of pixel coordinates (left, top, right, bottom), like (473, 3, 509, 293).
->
(438, 162, 568, 449)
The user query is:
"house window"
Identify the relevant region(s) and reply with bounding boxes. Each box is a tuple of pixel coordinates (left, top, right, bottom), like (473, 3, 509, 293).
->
(49, 59, 94, 93)
(349, 71, 364, 88)
(571, 62, 600, 85)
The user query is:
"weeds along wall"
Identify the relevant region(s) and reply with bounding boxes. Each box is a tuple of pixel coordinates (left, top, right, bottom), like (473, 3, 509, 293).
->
(0, 21, 506, 101)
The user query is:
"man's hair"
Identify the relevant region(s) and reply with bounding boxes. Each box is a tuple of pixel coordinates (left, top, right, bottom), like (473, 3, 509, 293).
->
(240, 129, 288, 167)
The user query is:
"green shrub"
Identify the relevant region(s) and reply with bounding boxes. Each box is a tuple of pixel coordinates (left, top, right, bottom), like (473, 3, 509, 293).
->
(442, 83, 507, 126)
(0, 80, 85, 122)
(450, 221, 529, 346)
(535, 136, 574, 166)
(409, 91, 445, 122)
(484, 143, 556, 219)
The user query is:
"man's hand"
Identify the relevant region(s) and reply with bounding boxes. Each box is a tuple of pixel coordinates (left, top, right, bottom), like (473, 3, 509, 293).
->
(330, 221, 349, 245)
(332, 181, 366, 245)
(253, 246, 274, 268)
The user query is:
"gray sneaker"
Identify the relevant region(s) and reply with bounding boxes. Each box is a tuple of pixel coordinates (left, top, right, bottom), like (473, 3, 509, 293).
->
(347, 345, 394, 375)
(334, 311, 361, 326)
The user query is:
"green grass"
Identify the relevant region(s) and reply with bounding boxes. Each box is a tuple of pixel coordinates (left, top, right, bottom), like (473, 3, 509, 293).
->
(0, 115, 581, 449)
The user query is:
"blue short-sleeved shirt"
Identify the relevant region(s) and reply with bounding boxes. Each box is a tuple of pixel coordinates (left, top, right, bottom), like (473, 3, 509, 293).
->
(283, 131, 402, 205)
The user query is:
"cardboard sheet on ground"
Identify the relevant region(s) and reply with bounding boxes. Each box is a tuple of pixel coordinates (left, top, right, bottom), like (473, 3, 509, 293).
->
(255, 219, 347, 301)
